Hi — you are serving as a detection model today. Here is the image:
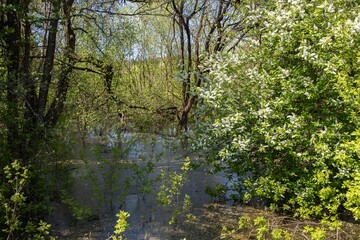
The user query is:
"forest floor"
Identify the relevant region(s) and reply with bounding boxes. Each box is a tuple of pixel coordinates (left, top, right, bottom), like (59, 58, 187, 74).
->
(51, 203, 360, 240)
(173, 204, 360, 240)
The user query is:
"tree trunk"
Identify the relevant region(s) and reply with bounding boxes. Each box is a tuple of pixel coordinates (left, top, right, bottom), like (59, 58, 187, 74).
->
(4, 0, 21, 160)
(21, 0, 37, 161)
(38, 3, 59, 122)
(45, 0, 76, 128)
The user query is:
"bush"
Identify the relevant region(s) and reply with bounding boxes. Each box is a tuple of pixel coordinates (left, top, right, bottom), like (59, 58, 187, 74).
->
(193, 0, 360, 220)
(0, 160, 53, 239)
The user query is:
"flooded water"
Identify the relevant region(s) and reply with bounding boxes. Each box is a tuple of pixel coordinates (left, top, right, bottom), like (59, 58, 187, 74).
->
(48, 131, 226, 239)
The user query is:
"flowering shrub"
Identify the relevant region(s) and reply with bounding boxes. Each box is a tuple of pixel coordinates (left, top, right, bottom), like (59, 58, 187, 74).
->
(193, 0, 360, 220)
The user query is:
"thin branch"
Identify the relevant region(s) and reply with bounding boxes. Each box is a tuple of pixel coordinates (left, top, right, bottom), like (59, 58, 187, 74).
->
(72, 66, 103, 75)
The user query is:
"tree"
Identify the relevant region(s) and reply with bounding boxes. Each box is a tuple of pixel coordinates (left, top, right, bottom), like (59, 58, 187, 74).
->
(121, 0, 247, 130)
(0, 0, 139, 163)
(194, 0, 360, 220)
(0, 0, 76, 164)
(167, 0, 246, 129)
(0, 1, 135, 238)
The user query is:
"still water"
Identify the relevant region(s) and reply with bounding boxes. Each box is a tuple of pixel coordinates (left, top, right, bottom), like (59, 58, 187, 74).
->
(48, 130, 226, 239)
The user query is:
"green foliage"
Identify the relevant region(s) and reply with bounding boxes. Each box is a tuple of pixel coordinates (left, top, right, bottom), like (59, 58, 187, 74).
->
(221, 213, 347, 240)
(157, 157, 192, 226)
(60, 189, 91, 221)
(194, 0, 360, 220)
(271, 228, 292, 240)
(130, 156, 161, 200)
(238, 215, 251, 229)
(68, 7, 180, 134)
(303, 226, 326, 240)
(220, 225, 236, 238)
(1, 160, 29, 238)
(0, 160, 53, 239)
(24, 220, 55, 240)
(82, 146, 131, 211)
(222, 215, 273, 239)
(254, 216, 268, 240)
(205, 183, 227, 202)
(111, 210, 130, 240)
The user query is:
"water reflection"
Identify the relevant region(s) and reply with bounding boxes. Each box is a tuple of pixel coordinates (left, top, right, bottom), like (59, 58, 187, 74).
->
(49, 130, 226, 239)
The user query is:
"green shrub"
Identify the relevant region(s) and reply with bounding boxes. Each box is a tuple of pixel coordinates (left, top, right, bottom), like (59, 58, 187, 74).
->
(193, 0, 360, 220)
(111, 210, 130, 240)
(0, 160, 53, 239)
